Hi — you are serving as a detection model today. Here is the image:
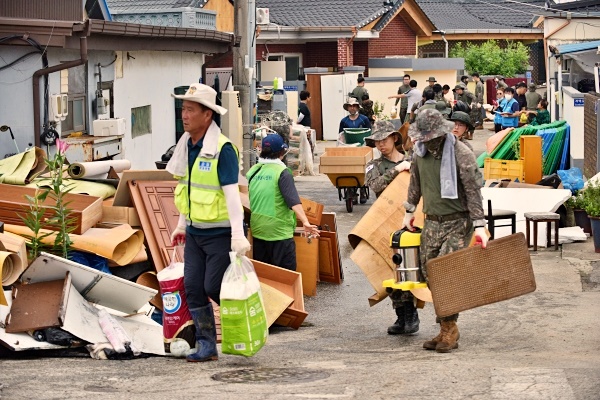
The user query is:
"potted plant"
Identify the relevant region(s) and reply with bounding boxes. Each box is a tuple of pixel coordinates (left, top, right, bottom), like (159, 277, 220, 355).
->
(582, 181, 600, 252)
(570, 190, 592, 235)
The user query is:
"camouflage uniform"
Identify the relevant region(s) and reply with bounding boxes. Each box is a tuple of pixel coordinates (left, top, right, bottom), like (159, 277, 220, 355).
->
(434, 91, 445, 102)
(457, 89, 477, 136)
(474, 80, 485, 127)
(405, 116, 485, 322)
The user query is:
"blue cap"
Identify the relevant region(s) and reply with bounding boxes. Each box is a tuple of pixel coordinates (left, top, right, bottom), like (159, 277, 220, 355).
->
(262, 134, 288, 153)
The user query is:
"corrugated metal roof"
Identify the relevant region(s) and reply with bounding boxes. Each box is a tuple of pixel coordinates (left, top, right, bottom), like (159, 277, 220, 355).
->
(556, 40, 600, 55)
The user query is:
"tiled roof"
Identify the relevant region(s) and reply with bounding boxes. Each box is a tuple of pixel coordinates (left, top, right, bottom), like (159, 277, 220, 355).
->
(255, 0, 394, 28)
(554, 0, 600, 14)
(415, 0, 551, 30)
(107, 0, 206, 13)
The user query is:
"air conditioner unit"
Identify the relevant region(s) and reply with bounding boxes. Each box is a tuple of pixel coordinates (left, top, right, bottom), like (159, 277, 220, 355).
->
(221, 91, 243, 156)
(256, 8, 270, 25)
(93, 118, 126, 137)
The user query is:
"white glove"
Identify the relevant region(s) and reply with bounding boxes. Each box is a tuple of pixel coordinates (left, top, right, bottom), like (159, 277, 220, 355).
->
(394, 161, 411, 173)
(476, 103, 482, 108)
(231, 237, 251, 256)
(474, 227, 489, 248)
(401, 212, 415, 231)
(170, 214, 187, 246)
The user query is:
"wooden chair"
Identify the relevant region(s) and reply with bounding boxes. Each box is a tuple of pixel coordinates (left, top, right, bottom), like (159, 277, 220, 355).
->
(484, 200, 516, 240)
(525, 212, 559, 251)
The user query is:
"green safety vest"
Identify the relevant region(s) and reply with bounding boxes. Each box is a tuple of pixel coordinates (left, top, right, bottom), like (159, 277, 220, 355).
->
(247, 162, 296, 241)
(174, 135, 239, 229)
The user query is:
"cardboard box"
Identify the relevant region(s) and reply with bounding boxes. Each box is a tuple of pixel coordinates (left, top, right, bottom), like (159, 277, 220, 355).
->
(319, 164, 366, 174)
(319, 147, 373, 166)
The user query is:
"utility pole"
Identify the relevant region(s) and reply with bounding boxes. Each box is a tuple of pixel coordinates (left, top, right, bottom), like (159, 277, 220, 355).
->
(233, 0, 251, 172)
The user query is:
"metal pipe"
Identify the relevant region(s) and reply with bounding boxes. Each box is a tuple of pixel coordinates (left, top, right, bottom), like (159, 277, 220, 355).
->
(594, 63, 599, 94)
(557, 57, 563, 120)
(32, 35, 88, 147)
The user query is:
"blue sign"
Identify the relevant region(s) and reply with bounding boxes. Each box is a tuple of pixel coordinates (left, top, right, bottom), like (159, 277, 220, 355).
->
(574, 98, 584, 107)
(525, 71, 532, 79)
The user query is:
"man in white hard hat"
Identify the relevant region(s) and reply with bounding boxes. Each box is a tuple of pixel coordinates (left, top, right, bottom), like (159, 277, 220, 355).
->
(167, 83, 250, 362)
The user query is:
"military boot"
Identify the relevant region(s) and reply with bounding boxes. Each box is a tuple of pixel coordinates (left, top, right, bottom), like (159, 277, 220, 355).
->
(387, 306, 405, 335)
(435, 320, 460, 353)
(423, 328, 443, 350)
(403, 301, 419, 334)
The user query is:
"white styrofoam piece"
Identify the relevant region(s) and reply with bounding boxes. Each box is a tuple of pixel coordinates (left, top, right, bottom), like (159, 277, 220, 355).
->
(481, 187, 571, 248)
(558, 226, 588, 244)
(0, 290, 65, 351)
(22, 253, 157, 314)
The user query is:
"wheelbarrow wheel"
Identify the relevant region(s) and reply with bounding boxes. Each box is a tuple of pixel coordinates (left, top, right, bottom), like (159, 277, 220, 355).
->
(346, 195, 354, 212)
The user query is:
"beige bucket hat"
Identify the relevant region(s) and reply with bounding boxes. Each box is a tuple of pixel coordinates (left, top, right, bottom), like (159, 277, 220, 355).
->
(171, 83, 228, 115)
(343, 97, 362, 111)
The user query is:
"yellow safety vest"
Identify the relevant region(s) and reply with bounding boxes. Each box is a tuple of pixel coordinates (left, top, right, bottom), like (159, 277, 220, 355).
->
(174, 135, 239, 229)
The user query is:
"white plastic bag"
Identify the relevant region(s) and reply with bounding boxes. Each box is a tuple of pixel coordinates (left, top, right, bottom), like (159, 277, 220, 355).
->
(220, 252, 267, 357)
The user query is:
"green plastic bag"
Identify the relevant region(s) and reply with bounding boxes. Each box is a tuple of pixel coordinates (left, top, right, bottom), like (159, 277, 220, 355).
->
(220, 252, 268, 357)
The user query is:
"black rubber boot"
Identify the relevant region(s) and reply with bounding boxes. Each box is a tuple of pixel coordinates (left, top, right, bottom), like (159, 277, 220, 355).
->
(403, 300, 420, 334)
(387, 306, 405, 335)
(187, 304, 218, 362)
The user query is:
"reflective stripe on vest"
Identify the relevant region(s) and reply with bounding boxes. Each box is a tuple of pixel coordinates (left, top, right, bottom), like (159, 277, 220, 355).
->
(174, 135, 239, 228)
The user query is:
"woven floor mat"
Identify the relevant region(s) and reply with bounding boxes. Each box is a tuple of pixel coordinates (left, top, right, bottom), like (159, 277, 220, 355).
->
(427, 233, 536, 317)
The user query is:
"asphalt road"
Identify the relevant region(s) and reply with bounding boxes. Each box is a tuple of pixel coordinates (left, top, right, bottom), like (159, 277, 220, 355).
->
(1, 123, 599, 400)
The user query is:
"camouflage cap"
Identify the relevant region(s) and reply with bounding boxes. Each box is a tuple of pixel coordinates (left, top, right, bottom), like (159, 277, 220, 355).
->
(364, 120, 399, 148)
(528, 82, 537, 90)
(408, 109, 455, 142)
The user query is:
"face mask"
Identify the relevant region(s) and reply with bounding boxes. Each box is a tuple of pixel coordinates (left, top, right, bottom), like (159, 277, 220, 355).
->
(424, 136, 445, 154)
(505, 95, 512, 100)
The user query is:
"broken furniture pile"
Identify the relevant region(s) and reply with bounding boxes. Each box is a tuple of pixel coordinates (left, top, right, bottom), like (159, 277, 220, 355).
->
(0, 160, 342, 358)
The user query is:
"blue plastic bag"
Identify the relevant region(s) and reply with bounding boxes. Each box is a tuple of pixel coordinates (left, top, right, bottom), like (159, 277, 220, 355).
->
(557, 168, 584, 193)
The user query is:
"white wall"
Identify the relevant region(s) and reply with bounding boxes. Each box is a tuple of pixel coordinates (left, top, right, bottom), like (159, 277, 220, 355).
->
(562, 86, 585, 170)
(113, 51, 203, 169)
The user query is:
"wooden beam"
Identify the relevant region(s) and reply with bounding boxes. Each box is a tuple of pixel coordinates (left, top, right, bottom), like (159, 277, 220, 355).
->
(400, 0, 434, 37)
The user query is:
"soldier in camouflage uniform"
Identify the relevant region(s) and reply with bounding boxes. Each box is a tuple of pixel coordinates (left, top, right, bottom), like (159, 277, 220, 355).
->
(363, 121, 416, 335)
(449, 111, 474, 152)
(453, 84, 476, 140)
(472, 72, 485, 130)
(402, 109, 487, 353)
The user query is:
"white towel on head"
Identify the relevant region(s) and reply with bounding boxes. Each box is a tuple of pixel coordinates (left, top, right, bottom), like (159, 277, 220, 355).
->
(166, 121, 222, 177)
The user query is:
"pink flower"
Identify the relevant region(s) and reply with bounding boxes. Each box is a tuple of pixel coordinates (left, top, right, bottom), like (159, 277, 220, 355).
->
(55, 138, 70, 154)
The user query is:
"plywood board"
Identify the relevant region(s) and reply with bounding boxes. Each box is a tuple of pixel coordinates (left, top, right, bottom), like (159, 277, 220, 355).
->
(294, 234, 319, 297)
(128, 180, 183, 272)
(113, 170, 175, 207)
(0, 290, 65, 351)
(351, 240, 394, 306)
(0, 183, 102, 235)
(320, 212, 343, 280)
(481, 187, 571, 247)
(22, 252, 156, 314)
(251, 259, 307, 329)
(5, 275, 70, 333)
(260, 282, 294, 327)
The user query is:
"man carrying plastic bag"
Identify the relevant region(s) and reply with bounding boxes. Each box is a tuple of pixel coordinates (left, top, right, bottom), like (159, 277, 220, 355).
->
(220, 253, 268, 357)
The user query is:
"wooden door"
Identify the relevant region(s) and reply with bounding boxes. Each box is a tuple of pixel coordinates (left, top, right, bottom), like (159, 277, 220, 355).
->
(306, 74, 323, 140)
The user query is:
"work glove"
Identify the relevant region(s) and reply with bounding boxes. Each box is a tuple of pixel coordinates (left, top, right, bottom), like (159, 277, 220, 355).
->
(170, 214, 187, 246)
(401, 212, 415, 232)
(231, 237, 251, 256)
(394, 161, 411, 173)
(474, 227, 489, 248)
(476, 103, 482, 108)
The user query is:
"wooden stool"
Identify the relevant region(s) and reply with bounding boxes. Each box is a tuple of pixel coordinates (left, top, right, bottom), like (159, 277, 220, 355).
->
(524, 212, 559, 251)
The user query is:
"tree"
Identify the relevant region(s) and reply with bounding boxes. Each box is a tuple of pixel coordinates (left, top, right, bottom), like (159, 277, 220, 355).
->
(450, 40, 530, 78)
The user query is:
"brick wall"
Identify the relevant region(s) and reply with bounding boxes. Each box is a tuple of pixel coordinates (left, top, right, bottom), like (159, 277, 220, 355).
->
(337, 38, 354, 68)
(305, 42, 338, 69)
(368, 15, 416, 58)
(584, 93, 599, 177)
(354, 41, 369, 76)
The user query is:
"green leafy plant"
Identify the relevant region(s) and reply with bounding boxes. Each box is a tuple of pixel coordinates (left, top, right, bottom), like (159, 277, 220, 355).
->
(582, 181, 600, 218)
(19, 139, 76, 259)
(373, 101, 389, 121)
(450, 40, 530, 77)
(565, 191, 586, 210)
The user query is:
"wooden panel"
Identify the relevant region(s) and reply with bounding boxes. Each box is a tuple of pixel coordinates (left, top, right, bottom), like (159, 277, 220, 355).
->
(128, 180, 183, 272)
(300, 197, 324, 226)
(5, 276, 69, 333)
(0, 183, 102, 235)
(306, 74, 323, 140)
(319, 212, 342, 280)
(318, 231, 341, 284)
(294, 234, 319, 296)
(113, 170, 175, 207)
(203, 0, 234, 32)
